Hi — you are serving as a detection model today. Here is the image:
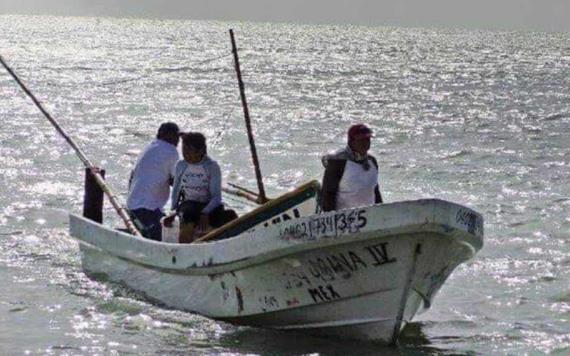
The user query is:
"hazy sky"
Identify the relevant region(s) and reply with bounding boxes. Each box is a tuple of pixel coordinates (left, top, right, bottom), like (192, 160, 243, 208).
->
(1, 0, 569, 32)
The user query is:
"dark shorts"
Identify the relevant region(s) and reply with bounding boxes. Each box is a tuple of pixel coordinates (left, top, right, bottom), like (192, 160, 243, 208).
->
(129, 208, 164, 241)
(178, 201, 238, 228)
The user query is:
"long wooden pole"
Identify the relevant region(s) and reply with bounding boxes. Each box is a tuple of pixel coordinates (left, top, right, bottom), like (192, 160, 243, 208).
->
(222, 186, 259, 204)
(227, 182, 259, 197)
(0, 55, 142, 237)
(229, 29, 268, 204)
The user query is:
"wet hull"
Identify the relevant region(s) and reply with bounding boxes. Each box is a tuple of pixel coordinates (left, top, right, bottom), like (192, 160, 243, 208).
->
(71, 199, 483, 343)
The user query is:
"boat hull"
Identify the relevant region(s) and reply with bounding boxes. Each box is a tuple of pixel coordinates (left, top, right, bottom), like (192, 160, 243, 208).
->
(71, 199, 483, 343)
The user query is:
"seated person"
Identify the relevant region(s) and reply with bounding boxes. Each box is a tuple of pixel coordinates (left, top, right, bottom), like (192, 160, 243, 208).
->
(165, 132, 237, 243)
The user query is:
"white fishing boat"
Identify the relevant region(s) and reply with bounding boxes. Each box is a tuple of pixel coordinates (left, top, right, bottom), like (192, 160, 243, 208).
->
(69, 185, 483, 344)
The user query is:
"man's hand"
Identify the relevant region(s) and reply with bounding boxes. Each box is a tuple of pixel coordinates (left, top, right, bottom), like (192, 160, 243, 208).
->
(162, 214, 176, 228)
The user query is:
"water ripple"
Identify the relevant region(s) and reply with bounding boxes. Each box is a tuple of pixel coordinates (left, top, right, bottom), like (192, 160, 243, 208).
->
(1, 14, 570, 355)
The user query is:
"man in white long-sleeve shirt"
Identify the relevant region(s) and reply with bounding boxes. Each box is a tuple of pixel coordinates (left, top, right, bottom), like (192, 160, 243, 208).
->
(127, 122, 180, 240)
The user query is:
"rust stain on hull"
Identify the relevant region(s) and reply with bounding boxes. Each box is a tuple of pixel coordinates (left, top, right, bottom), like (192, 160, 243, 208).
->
(235, 286, 244, 313)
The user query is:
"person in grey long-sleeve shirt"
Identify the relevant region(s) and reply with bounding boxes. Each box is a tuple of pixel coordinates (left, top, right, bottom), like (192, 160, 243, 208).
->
(166, 132, 236, 242)
(171, 156, 222, 214)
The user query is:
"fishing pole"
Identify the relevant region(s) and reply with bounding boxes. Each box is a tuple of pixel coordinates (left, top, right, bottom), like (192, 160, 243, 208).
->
(0, 54, 142, 237)
(229, 29, 269, 204)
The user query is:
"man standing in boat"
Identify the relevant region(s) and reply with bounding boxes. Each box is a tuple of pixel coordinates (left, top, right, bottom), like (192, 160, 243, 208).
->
(127, 122, 180, 240)
(321, 123, 383, 212)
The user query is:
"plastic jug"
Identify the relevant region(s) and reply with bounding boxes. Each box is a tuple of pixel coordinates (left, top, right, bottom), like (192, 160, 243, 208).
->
(161, 216, 179, 243)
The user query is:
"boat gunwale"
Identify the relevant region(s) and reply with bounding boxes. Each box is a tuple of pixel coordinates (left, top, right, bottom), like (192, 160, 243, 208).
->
(70, 199, 484, 275)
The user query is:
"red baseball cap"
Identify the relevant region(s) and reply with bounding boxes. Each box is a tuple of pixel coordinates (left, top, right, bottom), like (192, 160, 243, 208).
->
(348, 124, 373, 141)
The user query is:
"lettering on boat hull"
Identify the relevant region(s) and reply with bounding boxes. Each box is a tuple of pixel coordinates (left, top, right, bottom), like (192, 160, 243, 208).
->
(262, 208, 302, 227)
(279, 209, 368, 241)
(282, 242, 397, 288)
(455, 208, 483, 235)
(308, 284, 341, 303)
(258, 295, 280, 311)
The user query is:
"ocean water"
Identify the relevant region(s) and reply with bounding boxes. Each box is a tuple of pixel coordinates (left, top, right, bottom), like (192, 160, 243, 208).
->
(1, 15, 569, 355)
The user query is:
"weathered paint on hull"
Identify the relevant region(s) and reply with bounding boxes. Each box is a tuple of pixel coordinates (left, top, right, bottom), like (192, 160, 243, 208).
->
(219, 288, 426, 343)
(76, 214, 478, 342)
(70, 199, 483, 343)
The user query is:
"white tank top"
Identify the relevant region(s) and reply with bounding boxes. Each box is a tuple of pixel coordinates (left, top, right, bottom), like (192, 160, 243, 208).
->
(336, 160, 378, 210)
(180, 164, 210, 203)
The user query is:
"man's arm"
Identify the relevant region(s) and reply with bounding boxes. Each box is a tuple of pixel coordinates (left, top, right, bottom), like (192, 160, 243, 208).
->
(368, 155, 382, 204)
(321, 159, 346, 212)
(202, 162, 222, 215)
(167, 151, 179, 186)
(374, 185, 383, 204)
(170, 162, 184, 211)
